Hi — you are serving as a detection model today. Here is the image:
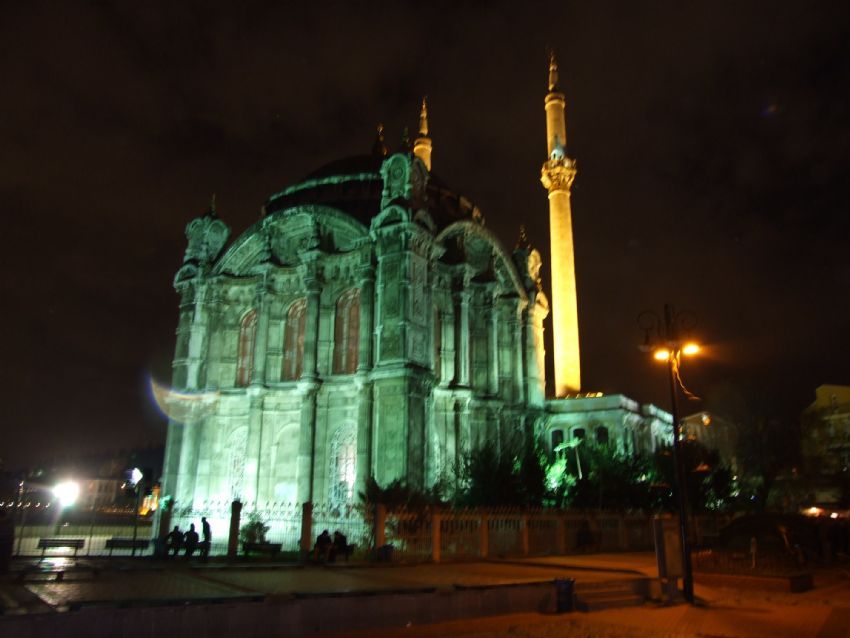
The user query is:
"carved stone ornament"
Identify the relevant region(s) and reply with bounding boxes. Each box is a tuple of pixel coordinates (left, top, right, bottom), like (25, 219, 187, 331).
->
(184, 216, 230, 264)
(540, 158, 576, 193)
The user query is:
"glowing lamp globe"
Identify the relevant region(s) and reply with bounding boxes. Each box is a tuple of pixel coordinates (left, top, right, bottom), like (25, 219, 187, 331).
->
(53, 481, 80, 508)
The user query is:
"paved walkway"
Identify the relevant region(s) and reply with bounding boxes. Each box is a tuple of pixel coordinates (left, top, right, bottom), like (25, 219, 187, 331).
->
(1, 555, 643, 613)
(3, 553, 850, 637)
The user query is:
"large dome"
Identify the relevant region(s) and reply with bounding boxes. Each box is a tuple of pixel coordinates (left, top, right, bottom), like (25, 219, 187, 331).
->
(264, 153, 480, 231)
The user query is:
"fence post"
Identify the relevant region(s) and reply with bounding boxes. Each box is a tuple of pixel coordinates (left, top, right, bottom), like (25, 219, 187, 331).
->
(299, 501, 313, 561)
(480, 511, 489, 559)
(619, 515, 629, 551)
(521, 513, 530, 556)
(431, 507, 441, 563)
(227, 500, 242, 560)
(556, 513, 566, 555)
(374, 503, 386, 552)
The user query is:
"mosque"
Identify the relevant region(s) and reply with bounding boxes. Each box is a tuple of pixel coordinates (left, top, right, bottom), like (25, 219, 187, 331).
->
(160, 55, 672, 512)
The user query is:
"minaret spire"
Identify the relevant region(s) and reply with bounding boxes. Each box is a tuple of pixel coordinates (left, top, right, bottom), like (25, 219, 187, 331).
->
(540, 51, 580, 396)
(548, 49, 559, 92)
(413, 96, 433, 171)
(372, 123, 388, 157)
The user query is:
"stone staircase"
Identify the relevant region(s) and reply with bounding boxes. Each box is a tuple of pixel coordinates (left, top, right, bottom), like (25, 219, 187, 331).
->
(573, 577, 649, 612)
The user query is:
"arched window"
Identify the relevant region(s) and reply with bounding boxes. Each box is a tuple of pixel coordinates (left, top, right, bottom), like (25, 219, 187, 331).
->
(329, 426, 357, 504)
(282, 299, 306, 380)
(596, 426, 609, 446)
(236, 309, 257, 387)
(572, 428, 586, 441)
(333, 288, 360, 374)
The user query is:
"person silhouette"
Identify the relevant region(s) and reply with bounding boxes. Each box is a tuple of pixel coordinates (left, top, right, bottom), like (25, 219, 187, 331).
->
(200, 517, 212, 560)
(184, 523, 199, 558)
(165, 525, 182, 557)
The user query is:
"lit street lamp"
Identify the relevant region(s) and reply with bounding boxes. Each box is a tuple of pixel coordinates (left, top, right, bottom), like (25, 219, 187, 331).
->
(52, 481, 80, 508)
(639, 304, 700, 604)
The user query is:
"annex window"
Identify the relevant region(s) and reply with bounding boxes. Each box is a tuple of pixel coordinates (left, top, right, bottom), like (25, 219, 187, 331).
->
(572, 427, 586, 441)
(596, 426, 609, 446)
(551, 428, 564, 450)
(332, 288, 360, 374)
(282, 298, 307, 380)
(236, 309, 257, 387)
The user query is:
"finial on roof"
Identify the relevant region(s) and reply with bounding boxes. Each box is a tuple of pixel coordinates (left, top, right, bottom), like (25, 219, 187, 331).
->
(401, 126, 411, 151)
(548, 49, 559, 92)
(207, 193, 217, 217)
(418, 96, 429, 137)
(515, 224, 532, 250)
(372, 123, 388, 157)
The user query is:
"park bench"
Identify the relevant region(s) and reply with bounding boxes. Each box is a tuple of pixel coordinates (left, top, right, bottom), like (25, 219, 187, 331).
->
(242, 541, 282, 558)
(37, 538, 85, 560)
(105, 538, 150, 556)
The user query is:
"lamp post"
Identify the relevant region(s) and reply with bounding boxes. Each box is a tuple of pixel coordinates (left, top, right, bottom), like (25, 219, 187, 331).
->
(639, 304, 700, 604)
(125, 468, 144, 557)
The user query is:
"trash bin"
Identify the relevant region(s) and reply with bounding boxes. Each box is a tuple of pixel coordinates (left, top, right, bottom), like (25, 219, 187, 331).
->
(377, 543, 394, 562)
(554, 578, 575, 613)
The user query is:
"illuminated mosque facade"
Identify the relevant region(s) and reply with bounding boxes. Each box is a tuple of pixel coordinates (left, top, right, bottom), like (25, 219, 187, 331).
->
(161, 55, 672, 512)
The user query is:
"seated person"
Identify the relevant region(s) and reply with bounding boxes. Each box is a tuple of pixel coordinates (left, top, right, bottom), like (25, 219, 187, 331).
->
(313, 529, 332, 561)
(183, 523, 200, 557)
(329, 530, 349, 562)
(165, 525, 183, 557)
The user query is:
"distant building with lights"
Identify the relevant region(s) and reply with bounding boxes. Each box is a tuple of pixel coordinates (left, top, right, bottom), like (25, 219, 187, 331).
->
(680, 411, 739, 472)
(161, 56, 671, 515)
(802, 384, 850, 475)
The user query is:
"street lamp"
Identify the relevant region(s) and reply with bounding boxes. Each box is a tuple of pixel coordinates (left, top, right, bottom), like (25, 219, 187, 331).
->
(123, 468, 144, 557)
(639, 304, 700, 604)
(52, 481, 80, 508)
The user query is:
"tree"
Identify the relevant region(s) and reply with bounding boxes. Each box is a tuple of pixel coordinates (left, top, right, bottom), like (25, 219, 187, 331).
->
(705, 382, 800, 510)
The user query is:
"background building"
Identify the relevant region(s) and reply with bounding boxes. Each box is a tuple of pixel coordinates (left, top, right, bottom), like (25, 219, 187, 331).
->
(802, 384, 850, 476)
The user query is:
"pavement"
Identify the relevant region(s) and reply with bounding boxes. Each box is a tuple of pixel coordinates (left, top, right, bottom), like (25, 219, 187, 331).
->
(2, 552, 850, 637)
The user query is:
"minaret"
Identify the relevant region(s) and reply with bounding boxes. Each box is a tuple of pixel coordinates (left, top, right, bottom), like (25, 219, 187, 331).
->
(413, 97, 432, 171)
(540, 51, 580, 396)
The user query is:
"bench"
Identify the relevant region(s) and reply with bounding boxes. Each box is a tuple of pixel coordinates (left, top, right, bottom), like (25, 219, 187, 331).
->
(37, 538, 85, 560)
(105, 538, 150, 556)
(242, 541, 282, 558)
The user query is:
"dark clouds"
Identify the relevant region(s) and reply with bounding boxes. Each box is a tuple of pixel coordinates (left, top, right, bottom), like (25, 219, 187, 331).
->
(1, 1, 848, 468)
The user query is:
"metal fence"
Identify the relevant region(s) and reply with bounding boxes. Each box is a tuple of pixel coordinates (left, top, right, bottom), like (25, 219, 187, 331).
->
(11, 506, 152, 558)
(9, 498, 733, 562)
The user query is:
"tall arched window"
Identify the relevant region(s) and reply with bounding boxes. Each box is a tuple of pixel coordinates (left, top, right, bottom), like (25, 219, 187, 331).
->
(236, 309, 257, 387)
(282, 298, 306, 380)
(329, 425, 357, 504)
(333, 288, 360, 374)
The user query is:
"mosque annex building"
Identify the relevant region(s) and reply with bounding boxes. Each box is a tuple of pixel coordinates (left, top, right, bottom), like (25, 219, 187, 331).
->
(161, 57, 672, 513)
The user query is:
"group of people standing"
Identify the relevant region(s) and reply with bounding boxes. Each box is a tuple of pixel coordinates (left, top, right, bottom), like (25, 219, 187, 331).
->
(164, 516, 212, 559)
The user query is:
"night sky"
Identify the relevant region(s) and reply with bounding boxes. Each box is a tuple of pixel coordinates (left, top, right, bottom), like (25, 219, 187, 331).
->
(2, 1, 848, 469)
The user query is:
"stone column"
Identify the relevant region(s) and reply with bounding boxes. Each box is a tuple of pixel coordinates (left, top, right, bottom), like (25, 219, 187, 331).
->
(488, 298, 500, 396)
(302, 266, 322, 379)
(455, 289, 471, 386)
(296, 382, 320, 503)
(512, 302, 526, 404)
(251, 278, 270, 385)
(244, 390, 264, 505)
(355, 381, 373, 495)
(357, 268, 375, 372)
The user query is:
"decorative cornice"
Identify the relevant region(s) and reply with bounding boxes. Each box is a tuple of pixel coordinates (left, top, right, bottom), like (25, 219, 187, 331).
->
(540, 158, 577, 193)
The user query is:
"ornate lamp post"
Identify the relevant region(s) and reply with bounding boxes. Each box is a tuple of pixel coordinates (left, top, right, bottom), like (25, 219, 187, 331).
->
(639, 304, 700, 604)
